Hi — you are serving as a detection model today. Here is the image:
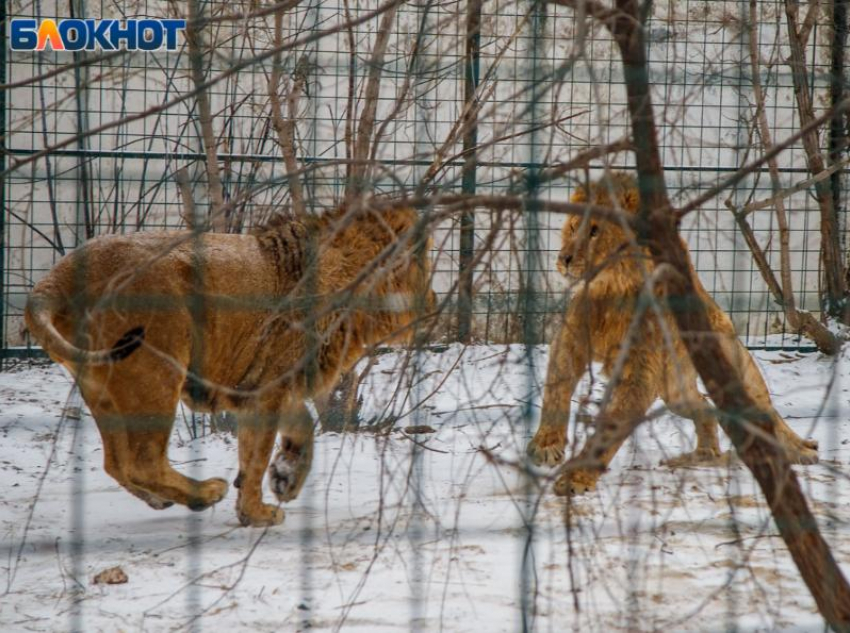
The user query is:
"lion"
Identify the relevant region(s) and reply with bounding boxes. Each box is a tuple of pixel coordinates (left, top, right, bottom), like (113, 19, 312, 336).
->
(25, 205, 434, 526)
(526, 172, 818, 495)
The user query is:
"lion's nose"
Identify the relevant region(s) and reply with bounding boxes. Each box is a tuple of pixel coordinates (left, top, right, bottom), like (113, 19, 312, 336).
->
(561, 253, 573, 267)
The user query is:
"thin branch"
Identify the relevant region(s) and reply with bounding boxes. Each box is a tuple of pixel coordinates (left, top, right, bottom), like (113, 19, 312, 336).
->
(174, 167, 197, 230)
(784, 0, 847, 314)
(342, 0, 357, 183)
(547, 0, 618, 24)
(345, 4, 399, 203)
(737, 4, 839, 353)
(724, 198, 839, 353)
(676, 95, 850, 218)
(364, 193, 634, 228)
(798, 0, 820, 46)
(747, 1, 797, 318)
(269, 9, 307, 216)
(186, 0, 226, 231)
(738, 158, 850, 216)
(511, 137, 632, 192)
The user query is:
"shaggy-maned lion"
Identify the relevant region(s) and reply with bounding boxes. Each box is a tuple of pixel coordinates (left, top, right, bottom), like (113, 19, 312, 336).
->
(25, 206, 434, 526)
(527, 172, 818, 495)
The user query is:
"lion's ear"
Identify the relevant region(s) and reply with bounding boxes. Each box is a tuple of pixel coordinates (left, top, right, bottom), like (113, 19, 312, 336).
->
(570, 187, 588, 204)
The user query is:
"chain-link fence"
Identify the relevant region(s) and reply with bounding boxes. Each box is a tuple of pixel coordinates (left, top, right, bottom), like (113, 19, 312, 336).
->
(3, 0, 846, 360)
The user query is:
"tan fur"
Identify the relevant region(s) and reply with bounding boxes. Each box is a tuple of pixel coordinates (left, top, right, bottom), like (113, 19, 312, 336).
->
(25, 206, 434, 526)
(527, 173, 818, 495)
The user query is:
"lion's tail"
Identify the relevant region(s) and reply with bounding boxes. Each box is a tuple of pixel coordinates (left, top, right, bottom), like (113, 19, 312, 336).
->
(24, 289, 145, 365)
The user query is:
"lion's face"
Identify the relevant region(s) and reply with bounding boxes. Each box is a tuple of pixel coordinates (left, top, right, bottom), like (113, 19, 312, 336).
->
(557, 175, 640, 282)
(557, 214, 626, 280)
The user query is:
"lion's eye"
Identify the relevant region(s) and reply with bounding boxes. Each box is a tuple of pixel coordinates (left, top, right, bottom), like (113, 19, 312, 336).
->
(589, 225, 599, 238)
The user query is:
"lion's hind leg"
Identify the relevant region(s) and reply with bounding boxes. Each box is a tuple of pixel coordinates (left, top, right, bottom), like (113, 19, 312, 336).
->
(90, 412, 173, 510)
(85, 370, 228, 512)
(659, 365, 729, 468)
(123, 421, 229, 511)
(720, 329, 818, 465)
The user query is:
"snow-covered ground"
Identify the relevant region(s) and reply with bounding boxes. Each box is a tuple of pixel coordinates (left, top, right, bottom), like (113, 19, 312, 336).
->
(1, 343, 848, 632)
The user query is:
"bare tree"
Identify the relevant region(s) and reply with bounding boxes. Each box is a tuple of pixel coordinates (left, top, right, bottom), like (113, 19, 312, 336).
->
(184, 0, 227, 232)
(549, 0, 850, 626)
(784, 0, 848, 321)
(720, 0, 839, 354)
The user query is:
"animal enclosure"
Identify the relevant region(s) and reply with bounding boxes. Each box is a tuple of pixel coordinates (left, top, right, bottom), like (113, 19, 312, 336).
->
(2, 0, 850, 632)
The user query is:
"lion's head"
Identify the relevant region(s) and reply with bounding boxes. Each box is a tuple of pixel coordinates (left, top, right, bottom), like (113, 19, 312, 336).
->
(557, 172, 642, 285)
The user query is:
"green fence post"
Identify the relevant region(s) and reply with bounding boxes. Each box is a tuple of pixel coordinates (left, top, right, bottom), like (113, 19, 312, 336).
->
(458, 0, 481, 343)
(830, 0, 849, 323)
(0, 0, 7, 367)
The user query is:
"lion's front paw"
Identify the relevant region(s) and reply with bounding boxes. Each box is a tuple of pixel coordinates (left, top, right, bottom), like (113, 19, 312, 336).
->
(527, 427, 567, 467)
(553, 468, 599, 496)
(269, 448, 311, 503)
(237, 500, 285, 527)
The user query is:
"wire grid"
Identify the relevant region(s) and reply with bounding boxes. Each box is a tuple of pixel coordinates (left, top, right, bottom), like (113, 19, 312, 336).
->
(2, 0, 847, 359)
(1, 2, 848, 632)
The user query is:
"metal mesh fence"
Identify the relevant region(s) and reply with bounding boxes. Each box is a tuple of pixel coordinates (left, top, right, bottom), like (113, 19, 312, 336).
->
(2, 0, 846, 358)
(2, 2, 850, 630)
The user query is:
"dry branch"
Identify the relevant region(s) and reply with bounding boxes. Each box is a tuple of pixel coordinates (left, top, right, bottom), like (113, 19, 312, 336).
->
(510, 138, 632, 193)
(269, 8, 307, 217)
(748, 2, 796, 317)
(724, 200, 839, 354)
(186, 0, 227, 232)
(785, 0, 847, 316)
(342, 0, 357, 183)
(174, 168, 197, 230)
(345, 5, 399, 204)
(738, 159, 850, 216)
(739, 0, 839, 354)
(676, 96, 850, 219)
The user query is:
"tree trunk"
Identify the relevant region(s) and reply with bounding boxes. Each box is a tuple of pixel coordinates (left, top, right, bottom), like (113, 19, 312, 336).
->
(607, 1, 850, 627)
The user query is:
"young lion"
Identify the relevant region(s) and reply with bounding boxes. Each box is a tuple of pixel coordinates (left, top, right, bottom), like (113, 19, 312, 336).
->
(527, 172, 818, 495)
(25, 206, 434, 526)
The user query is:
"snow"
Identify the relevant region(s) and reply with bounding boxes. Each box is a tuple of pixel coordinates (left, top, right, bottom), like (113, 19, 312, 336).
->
(1, 344, 849, 632)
